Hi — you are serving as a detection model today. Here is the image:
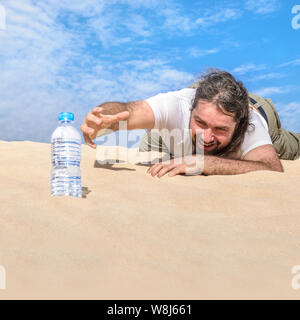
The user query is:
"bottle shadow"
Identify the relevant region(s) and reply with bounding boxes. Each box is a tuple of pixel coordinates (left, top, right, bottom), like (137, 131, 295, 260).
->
(93, 160, 136, 171)
(82, 186, 91, 199)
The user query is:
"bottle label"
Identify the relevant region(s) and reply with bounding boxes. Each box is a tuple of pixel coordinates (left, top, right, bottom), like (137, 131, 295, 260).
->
(51, 138, 81, 167)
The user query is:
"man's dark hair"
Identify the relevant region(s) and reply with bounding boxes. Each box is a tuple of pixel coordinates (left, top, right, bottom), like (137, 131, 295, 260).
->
(190, 69, 250, 157)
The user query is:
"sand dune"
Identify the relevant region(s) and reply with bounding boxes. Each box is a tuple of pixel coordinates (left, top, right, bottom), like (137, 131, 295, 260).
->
(0, 140, 300, 299)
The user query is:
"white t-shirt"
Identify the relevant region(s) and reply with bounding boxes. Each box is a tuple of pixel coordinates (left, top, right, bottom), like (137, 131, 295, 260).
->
(146, 88, 272, 159)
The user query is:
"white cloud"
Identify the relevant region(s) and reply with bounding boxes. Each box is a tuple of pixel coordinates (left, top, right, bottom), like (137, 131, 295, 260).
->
(122, 14, 152, 37)
(196, 8, 242, 27)
(161, 8, 195, 33)
(278, 102, 300, 117)
(0, 0, 195, 142)
(277, 102, 300, 132)
(89, 14, 132, 48)
(117, 0, 160, 9)
(278, 59, 300, 68)
(232, 63, 267, 74)
(245, 0, 279, 14)
(188, 48, 219, 58)
(249, 72, 285, 81)
(117, 60, 194, 99)
(254, 86, 290, 97)
(124, 59, 167, 70)
(50, 0, 106, 16)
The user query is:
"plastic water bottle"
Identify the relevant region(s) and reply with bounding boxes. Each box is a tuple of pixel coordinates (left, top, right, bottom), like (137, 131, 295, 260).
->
(50, 112, 82, 197)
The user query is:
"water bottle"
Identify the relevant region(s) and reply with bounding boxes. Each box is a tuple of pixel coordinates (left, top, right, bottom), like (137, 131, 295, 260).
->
(50, 112, 82, 197)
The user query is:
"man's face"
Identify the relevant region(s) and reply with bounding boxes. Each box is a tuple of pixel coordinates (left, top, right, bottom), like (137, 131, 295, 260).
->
(189, 101, 236, 155)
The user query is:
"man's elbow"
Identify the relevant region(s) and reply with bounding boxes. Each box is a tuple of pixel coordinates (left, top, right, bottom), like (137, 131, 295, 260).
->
(269, 162, 284, 173)
(273, 166, 284, 173)
(257, 159, 284, 173)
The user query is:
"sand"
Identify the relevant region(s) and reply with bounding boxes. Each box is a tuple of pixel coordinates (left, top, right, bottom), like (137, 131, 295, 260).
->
(0, 140, 300, 299)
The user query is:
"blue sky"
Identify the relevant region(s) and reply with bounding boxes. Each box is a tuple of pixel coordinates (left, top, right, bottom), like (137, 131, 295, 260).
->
(0, 0, 299, 144)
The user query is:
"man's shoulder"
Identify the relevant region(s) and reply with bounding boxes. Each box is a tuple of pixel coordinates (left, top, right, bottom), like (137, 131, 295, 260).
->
(147, 88, 195, 101)
(171, 88, 196, 100)
(145, 88, 195, 115)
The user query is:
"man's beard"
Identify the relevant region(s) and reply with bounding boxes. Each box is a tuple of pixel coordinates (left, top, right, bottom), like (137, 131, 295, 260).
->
(192, 139, 223, 155)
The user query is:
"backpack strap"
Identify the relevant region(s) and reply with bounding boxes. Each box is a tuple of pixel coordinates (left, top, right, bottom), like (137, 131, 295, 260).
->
(249, 97, 269, 126)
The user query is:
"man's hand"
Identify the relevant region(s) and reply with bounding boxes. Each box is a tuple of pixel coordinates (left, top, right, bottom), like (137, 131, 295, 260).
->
(147, 156, 204, 178)
(80, 106, 129, 149)
(147, 144, 284, 178)
(81, 100, 154, 149)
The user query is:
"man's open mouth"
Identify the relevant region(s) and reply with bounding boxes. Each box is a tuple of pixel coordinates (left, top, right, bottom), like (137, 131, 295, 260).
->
(194, 139, 217, 152)
(203, 142, 215, 147)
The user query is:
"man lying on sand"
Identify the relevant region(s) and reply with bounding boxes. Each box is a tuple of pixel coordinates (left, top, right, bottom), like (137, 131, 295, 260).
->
(80, 70, 300, 177)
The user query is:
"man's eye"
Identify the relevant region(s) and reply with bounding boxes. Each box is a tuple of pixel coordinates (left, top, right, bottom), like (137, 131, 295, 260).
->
(216, 128, 227, 132)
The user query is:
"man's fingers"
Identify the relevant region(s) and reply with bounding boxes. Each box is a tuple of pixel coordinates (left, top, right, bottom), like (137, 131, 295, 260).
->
(101, 111, 130, 125)
(80, 123, 97, 148)
(147, 163, 177, 178)
(82, 131, 96, 149)
(147, 161, 186, 178)
(86, 113, 103, 128)
(147, 163, 156, 174)
(147, 163, 162, 177)
(80, 107, 129, 149)
(157, 164, 177, 178)
(91, 106, 103, 115)
(168, 167, 181, 177)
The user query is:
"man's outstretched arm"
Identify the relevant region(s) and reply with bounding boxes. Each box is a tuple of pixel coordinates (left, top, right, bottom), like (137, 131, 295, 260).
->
(80, 101, 155, 148)
(147, 144, 283, 177)
(203, 144, 283, 175)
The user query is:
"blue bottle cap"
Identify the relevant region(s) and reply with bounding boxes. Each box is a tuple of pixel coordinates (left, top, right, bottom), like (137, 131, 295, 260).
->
(59, 112, 74, 122)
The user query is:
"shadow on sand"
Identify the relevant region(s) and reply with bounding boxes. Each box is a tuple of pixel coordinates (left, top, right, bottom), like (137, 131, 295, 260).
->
(82, 186, 91, 198)
(93, 160, 136, 171)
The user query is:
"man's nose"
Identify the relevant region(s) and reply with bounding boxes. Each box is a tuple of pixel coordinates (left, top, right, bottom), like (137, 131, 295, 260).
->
(204, 128, 214, 143)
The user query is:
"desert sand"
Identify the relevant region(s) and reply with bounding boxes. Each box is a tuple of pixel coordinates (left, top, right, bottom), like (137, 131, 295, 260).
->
(0, 140, 300, 299)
